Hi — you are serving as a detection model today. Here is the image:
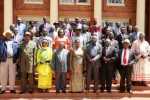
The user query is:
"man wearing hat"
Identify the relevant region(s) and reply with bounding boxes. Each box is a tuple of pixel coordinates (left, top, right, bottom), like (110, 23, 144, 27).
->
(0, 31, 18, 94)
(53, 22, 60, 39)
(72, 25, 84, 48)
(118, 39, 136, 93)
(17, 31, 37, 93)
(85, 34, 102, 93)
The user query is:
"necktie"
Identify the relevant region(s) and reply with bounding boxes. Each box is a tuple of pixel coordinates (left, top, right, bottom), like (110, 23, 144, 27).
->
(123, 49, 127, 65)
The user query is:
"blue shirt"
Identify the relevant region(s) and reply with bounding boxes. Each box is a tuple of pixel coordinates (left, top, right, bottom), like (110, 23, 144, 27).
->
(15, 23, 26, 42)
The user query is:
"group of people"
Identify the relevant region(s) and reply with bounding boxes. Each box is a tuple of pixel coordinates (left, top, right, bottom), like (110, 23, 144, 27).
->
(0, 17, 150, 94)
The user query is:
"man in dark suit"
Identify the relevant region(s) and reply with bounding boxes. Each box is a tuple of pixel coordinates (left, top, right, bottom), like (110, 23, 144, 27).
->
(85, 34, 102, 93)
(116, 26, 130, 82)
(116, 26, 130, 49)
(101, 39, 118, 93)
(118, 39, 136, 93)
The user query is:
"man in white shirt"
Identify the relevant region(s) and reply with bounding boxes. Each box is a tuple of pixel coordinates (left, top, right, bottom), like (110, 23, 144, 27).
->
(119, 39, 135, 93)
(0, 31, 17, 94)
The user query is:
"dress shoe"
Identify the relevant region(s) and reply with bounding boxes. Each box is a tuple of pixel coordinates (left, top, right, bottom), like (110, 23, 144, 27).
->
(127, 90, 133, 94)
(100, 89, 104, 93)
(107, 90, 111, 93)
(93, 90, 97, 93)
(0, 90, 5, 94)
(29, 90, 33, 94)
(62, 90, 66, 93)
(56, 90, 60, 93)
(19, 91, 26, 94)
(119, 90, 125, 93)
(10, 90, 16, 94)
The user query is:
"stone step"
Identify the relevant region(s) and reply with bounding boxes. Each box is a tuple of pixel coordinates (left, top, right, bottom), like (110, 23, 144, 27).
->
(1, 84, 150, 99)
(1, 91, 150, 99)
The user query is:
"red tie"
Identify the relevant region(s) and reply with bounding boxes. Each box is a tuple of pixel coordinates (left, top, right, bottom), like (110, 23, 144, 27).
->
(123, 49, 127, 65)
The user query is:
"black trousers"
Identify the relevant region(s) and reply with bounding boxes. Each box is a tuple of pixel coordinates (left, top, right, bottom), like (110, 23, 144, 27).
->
(101, 62, 114, 91)
(112, 61, 119, 80)
(120, 65, 133, 92)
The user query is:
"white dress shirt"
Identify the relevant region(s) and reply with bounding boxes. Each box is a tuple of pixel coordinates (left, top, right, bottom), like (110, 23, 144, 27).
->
(6, 40, 14, 57)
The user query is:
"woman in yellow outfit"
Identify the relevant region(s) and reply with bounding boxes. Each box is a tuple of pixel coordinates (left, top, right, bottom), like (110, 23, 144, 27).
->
(36, 39, 53, 92)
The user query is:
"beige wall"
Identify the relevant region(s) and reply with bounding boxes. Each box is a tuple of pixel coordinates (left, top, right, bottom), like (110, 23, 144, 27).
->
(4, 0, 13, 31)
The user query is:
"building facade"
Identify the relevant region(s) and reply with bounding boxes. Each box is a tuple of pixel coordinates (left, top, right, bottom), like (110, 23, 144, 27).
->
(0, 0, 149, 41)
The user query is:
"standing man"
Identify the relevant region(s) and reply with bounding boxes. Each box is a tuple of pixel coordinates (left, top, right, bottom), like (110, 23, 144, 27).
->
(130, 26, 139, 43)
(0, 31, 18, 94)
(116, 26, 130, 49)
(119, 39, 135, 93)
(101, 39, 117, 93)
(15, 17, 26, 43)
(39, 17, 52, 37)
(108, 32, 119, 83)
(85, 34, 102, 93)
(18, 32, 36, 93)
(52, 42, 69, 93)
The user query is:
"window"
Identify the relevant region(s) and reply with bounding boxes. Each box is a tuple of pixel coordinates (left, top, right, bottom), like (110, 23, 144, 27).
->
(102, 18, 129, 28)
(59, 0, 90, 5)
(76, 0, 90, 5)
(59, 0, 74, 4)
(24, 0, 43, 4)
(107, 0, 125, 6)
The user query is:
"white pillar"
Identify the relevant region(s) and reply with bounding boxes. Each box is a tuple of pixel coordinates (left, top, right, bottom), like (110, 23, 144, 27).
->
(50, 0, 58, 24)
(136, 0, 145, 33)
(4, 0, 13, 31)
(94, 0, 102, 26)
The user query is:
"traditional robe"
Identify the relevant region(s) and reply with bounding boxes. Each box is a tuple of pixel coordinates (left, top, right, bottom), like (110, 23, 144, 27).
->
(36, 47, 53, 89)
(70, 47, 85, 92)
(131, 39, 150, 81)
